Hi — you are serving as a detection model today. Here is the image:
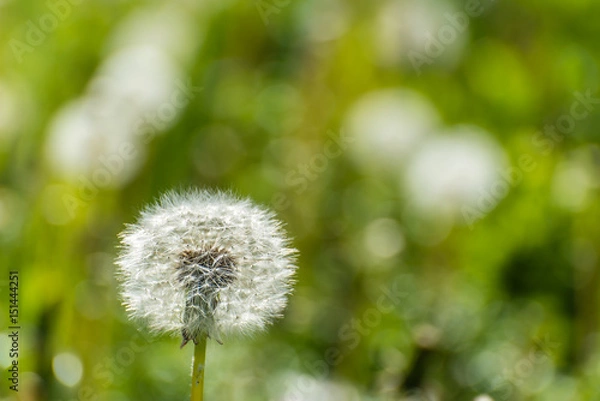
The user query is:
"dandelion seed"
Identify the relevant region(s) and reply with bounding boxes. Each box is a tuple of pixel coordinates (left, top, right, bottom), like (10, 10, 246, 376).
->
(115, 189, 298, 401)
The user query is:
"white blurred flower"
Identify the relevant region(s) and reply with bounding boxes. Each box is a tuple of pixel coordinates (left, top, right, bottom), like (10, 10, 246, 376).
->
(403, 126, 507, 216)
(345, 89, 440, 171)
(52, 352, 83, 387)
(45, 99, 143, 186)
(91, 45, 181, 119)
(374, 0, 468, 70)
(45, 4, 194, 186)
(116, 189, 297, 345)
(106, 4, 200, 63)
(301, 0, 350, 42)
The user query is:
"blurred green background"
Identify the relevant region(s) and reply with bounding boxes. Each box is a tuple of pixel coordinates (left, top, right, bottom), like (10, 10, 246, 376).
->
(1, 0, 600, 400)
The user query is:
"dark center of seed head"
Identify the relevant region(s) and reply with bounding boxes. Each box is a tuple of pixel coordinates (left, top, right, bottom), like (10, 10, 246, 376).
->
(178, 248, 236, 291)
(178, 249, 235, 347)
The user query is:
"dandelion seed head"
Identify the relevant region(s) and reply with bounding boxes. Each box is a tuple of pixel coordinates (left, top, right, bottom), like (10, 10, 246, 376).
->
(116, 189, 298, 343)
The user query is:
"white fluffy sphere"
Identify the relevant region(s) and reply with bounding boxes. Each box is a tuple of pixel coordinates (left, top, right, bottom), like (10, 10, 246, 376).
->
(116, 189, 297, 344)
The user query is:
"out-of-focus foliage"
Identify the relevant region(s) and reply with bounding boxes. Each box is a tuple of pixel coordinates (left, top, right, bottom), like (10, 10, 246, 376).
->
(1, 0, 600, 400)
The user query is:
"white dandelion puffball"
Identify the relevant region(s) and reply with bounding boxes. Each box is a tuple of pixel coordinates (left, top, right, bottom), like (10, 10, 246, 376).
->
(403, 125, 507, 215)
(116, 189, 297, 345)
(345, 89, 440, 171)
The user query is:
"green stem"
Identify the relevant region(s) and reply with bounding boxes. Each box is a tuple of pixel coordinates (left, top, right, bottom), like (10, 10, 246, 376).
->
(190, 335, 207, 401)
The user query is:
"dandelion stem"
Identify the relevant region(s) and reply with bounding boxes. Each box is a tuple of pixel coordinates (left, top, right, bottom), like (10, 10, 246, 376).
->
(190, 335, 207, 401)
